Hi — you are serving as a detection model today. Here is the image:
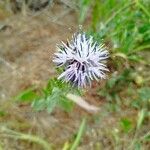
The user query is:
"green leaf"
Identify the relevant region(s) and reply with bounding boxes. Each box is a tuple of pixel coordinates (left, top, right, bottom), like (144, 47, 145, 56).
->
(16, 88, 38, 102)
(120, 118, 133, 133)
(46, 90, 60, 113)
(46, 88, 61, 113)
(144, 134, 150, 141)
(26, 78, 80, 113)
(59, 97, 74, 112)
(0, 109, 6, 117)
(31, 98, 46, 111)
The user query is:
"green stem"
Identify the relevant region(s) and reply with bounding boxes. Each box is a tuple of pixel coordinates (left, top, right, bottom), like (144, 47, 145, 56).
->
(70, 118, 86, 150)
(0, 127, 51, 150)
(62, 141, 70, 150)
(0, 143, 3, 150)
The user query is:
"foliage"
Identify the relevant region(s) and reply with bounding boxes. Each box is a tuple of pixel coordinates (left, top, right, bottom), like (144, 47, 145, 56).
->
(120, 118, 133, 133)
(98, 68, 150, 113)
(79, 0, 150, 62)
(79, 0, 150, 112)
(78, 1, 150, 148)
(16, 78, 80, 113)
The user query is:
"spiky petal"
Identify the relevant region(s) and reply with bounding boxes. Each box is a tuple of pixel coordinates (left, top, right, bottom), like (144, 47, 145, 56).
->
(53, 32, 109, 87)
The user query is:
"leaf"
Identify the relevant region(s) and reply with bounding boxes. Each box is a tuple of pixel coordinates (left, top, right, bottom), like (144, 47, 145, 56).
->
(31, 98, 46, 111)
(28, 78, 80, 113)
(144, 134, 150, 141)
(31, 88, 61, 113)
(16, 88, 38, 102)
(0, 109, 6, 117)
(46, 87, 61, 113)
(120, 118, 133, 133)
(59, 97, 74, 112)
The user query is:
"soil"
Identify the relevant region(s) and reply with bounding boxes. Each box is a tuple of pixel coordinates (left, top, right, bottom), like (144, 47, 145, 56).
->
(0, 3, 107, 150)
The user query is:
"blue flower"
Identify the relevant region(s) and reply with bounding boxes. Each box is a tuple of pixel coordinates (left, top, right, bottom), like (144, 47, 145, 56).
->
(53, 32, 109, 87)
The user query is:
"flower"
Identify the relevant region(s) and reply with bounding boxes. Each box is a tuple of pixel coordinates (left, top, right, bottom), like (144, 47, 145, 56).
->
(53, 32, 109, 88)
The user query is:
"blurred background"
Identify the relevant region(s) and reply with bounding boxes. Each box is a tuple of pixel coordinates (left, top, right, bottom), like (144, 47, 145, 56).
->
(0, 0, 150, 150)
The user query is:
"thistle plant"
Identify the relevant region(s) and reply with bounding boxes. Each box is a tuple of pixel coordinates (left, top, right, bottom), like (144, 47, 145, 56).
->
(53, 32, 109, 88)
(17, 32, 109, 114)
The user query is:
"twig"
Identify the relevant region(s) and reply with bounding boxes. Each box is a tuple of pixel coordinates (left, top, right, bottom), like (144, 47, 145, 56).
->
(0, 57, 15, 70)
(66, 93, 100, 113)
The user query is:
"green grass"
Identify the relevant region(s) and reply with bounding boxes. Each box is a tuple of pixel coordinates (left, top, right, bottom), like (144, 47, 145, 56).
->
(79, 0, 150, 61)
(79, 0, 150, 149)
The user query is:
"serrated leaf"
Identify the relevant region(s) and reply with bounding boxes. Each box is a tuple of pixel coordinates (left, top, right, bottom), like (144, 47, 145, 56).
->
(31, 98, 46, 111)
(46, 87, 61, 113)
(22, 77, 80, 113)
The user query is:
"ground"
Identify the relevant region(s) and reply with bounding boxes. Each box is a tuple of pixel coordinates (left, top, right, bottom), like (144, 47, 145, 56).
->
(0, 2, 150, 150)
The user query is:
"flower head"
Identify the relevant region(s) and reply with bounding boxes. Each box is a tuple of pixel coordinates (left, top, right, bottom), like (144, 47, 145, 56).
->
(53, 32, 109, 88)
